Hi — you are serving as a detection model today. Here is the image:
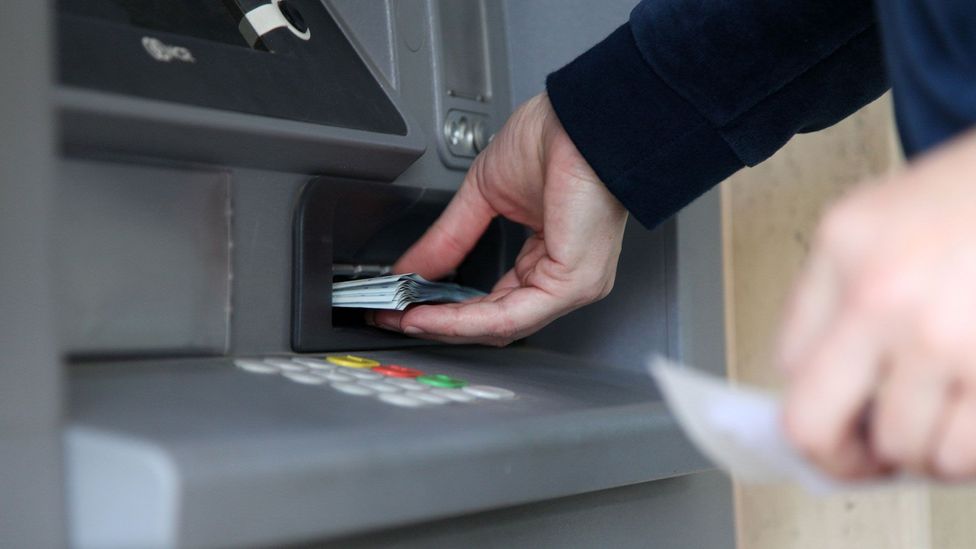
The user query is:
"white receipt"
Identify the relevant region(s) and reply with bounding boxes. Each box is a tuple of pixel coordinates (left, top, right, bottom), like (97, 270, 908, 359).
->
(649, 356, 909, 493)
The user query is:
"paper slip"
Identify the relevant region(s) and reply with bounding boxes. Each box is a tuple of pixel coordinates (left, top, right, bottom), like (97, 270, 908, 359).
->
(332, 273, 486, 310)
(649, 356, 912, 493)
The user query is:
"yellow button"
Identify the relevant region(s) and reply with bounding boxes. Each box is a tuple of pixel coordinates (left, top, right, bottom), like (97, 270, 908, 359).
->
(326, 355, 380, 369)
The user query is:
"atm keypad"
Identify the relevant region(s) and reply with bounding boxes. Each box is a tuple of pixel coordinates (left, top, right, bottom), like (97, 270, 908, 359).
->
(233, 355, 516, 408)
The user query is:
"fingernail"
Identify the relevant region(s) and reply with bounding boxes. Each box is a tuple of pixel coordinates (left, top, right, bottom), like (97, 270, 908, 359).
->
(365, 313, 394, 331)
(403, 326, 425, 335)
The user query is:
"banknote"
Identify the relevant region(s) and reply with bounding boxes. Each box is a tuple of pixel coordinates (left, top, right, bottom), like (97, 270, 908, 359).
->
(332, 273, 486, 310)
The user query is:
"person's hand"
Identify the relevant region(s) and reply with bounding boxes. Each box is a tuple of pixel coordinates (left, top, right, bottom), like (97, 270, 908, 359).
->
(779, 130, 976, 481)
(369, 93, 628, 345)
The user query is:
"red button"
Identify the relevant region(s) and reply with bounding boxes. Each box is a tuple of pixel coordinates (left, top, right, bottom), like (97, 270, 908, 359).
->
(374, 364, 424, 378)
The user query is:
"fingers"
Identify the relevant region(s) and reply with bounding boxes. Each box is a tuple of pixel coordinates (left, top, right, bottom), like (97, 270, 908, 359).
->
(871, 354, 951, 473)
(368, 292, 497, 335)
(783, 311, 886, 479)
(382, 285, 567, 346)
(779, 135, 976, 482)
(780, 241, 882, 478)
(932, 389, 976, 479)
(393, 161, 497, 279)
(779, 198, 891, 479)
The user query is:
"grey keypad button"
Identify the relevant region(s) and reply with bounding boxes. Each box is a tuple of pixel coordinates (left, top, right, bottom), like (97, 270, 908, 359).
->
(234, 359, 279, 374)
(319, 371, 356, 383)
(283, 371, 327, 385)
(378, 393, 426, 408)
(359, 380, 401, 393)
(431, 387, 477, 402)
(263, 358, 306, 372)
(386, 378, 429, 391)
(347, 369, 382, 380)
(291, 357, 334, 370)
(462, 385, 516, 400)
(331, 382, 376, 396)
(412, 392, 450, 405)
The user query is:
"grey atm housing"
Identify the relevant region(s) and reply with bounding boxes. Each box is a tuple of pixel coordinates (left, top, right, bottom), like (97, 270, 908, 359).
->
(1, 1, 733, 547)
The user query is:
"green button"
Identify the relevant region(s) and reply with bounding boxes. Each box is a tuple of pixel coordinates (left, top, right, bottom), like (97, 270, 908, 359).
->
(417, 374, 466, 389)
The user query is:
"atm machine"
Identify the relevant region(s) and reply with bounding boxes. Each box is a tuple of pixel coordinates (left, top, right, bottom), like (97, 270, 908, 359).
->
(1, 0, 735, 547)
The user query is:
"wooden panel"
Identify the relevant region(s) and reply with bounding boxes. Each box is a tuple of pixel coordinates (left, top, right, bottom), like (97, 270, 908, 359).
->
(929, 487, 976, 549)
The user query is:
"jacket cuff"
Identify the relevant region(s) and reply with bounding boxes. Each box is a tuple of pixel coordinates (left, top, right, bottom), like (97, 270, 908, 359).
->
(546, 24, 743, 230)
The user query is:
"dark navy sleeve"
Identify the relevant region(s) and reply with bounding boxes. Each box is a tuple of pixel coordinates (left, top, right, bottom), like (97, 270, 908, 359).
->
(546, 0, 888, 230)
(876, 0, 976, 157)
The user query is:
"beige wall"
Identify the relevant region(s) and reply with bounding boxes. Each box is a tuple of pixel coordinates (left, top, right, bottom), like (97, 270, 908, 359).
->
(722, 95, 976, 548)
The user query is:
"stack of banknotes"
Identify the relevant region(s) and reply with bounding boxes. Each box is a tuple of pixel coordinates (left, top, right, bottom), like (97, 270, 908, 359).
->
(332, 273, 486, 310)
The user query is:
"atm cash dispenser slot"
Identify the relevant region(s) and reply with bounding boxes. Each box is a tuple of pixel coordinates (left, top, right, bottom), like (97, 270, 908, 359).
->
(292, 178, 523, 352)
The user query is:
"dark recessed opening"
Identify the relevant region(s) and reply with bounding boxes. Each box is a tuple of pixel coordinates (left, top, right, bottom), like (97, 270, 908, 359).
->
(278, 0, 308, 33)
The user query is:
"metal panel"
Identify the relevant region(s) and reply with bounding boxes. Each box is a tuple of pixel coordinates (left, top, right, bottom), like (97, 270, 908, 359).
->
(0, 0, 66, 546)
(228, 168, 306, 355)
(324, 0, 398, 89)
(676, 187, 729, 376)
(55, 160, 231, 356)
(503, 0, 635, 106)
(392, 0, 513, 186)
(437, 0, 491, 101)
(316, 471, 734, 549)
(58, 87, 425, 181)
